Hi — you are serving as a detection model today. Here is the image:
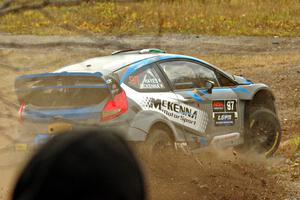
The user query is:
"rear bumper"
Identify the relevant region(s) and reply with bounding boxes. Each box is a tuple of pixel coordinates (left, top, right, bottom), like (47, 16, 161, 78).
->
(17, 116, 147, 147)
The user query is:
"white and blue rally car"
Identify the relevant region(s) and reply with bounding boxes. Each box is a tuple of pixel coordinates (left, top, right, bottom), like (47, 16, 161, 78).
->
(15, 49, 281, 156)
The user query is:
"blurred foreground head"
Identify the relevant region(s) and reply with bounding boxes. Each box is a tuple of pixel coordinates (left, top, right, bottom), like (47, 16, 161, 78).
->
(12, 129, 145, 200)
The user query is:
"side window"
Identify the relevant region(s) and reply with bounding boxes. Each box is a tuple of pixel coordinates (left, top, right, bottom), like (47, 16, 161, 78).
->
(124, 65, 167, 92)
(216, 72, 237, 87)
(159, 60, 219, 90)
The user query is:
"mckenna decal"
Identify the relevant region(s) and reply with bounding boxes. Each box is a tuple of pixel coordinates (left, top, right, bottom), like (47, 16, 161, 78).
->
(148, 98, 197, 120)
(143, 97, 208, 133)
(121, 84, 208, 133)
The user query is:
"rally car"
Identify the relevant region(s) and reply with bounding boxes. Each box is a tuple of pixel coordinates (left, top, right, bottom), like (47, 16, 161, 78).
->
(15, 49, 281, 156)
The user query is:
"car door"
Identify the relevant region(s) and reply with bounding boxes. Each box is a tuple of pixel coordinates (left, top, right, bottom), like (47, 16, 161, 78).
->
(119, 63, 188, 141)
(157, 59, 242, 144)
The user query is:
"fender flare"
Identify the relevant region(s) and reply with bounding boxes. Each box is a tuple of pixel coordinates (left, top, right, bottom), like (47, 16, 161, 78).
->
(234, 84, 275, 101)
(129, 110, 186, 142)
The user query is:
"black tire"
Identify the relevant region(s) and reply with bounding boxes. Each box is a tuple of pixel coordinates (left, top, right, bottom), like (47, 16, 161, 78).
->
(242, 108, 281, 157)
(144, 127, 174, 155)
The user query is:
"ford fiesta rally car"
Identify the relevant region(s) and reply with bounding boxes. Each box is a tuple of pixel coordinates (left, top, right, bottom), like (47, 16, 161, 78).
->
(15, 49, 281, 156)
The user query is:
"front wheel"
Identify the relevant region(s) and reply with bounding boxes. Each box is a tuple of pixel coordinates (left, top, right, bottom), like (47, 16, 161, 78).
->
(243, 108, 281, 157)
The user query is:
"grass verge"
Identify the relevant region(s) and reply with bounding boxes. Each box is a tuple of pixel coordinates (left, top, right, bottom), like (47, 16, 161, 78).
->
(0, 0, 300, 36)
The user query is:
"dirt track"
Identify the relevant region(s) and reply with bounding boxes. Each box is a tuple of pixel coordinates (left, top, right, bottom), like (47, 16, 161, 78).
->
(0, 34, 299, 199)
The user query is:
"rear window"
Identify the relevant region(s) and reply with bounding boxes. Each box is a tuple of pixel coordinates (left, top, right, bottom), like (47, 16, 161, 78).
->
(16, 75, 110, 108)
(123, 64, 167, 92)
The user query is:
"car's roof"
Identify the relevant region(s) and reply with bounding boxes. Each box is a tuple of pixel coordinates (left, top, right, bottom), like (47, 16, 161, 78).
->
(55, 53, 160, 75)
(54, 52, 234, 80)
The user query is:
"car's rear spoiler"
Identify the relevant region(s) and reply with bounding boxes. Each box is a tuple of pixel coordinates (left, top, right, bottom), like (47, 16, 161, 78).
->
(15, 72, 108, 104)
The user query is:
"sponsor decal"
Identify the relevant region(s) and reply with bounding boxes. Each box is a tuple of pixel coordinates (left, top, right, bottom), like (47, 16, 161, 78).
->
(212, 100, 238, 126)
(146, 98, 198, 125)
(214, 113, 235, 126)
(140, 73, 164, 89)
(225, 100, 237, 112)
(128, 75, 139, 85)
(212, 100, 237, 112)
(212, 100, 225, 112)
(127, 68, 165, 89)
(142, 97, 208, 133)
(122, 84, 208, 133)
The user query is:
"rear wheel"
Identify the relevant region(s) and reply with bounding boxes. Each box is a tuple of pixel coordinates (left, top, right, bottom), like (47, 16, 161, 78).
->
(242, 108, 281, 157)
(145, 128, 174, 154)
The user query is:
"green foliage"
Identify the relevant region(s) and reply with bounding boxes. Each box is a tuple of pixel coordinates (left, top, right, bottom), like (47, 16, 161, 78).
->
(0, 0, 300, 36)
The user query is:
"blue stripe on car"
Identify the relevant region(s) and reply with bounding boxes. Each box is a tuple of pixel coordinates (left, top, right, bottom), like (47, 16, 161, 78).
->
(185, 91, 204, 102)
(24, 105, 101, 121)
(232, 87, 251, 94)
(16, 72, 103, 80)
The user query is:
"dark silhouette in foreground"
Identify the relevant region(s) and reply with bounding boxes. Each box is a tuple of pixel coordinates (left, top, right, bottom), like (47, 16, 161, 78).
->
(12, 129, 145, 200)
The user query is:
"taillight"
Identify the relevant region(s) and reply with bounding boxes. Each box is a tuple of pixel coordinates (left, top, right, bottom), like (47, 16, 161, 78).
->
(101, 89, 128, 121)
(18, 102, 26, 122)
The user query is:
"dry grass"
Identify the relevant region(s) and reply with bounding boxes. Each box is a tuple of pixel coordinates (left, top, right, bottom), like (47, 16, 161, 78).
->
(0, 0, 300, 36)
(196, 52, 300, 72)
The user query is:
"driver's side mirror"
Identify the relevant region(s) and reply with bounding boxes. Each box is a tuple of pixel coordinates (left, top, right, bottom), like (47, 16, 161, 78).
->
(205, 80, 215, 94)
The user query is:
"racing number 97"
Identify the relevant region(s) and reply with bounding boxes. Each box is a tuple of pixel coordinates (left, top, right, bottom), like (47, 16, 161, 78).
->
(225, 100, 236, 112)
